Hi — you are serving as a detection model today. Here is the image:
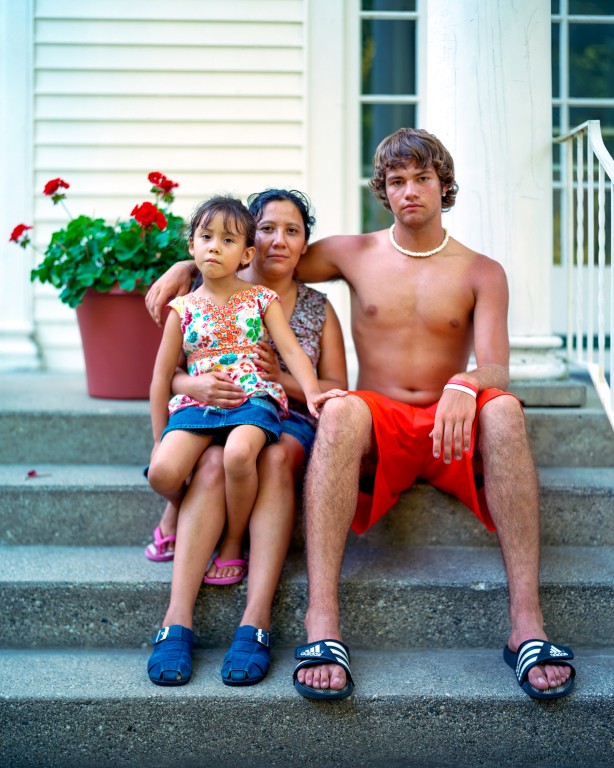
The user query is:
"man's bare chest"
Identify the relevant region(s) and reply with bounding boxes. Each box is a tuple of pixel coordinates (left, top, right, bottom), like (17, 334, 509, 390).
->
(347, 260, 474, 332)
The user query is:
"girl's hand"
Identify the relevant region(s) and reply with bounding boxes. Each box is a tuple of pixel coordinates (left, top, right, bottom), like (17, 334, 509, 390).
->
(254, 340, 282, 382)
(306, 388, 348, 418)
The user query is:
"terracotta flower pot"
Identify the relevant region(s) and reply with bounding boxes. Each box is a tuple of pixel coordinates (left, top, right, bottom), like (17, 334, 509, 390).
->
(76, 287, 163, 399)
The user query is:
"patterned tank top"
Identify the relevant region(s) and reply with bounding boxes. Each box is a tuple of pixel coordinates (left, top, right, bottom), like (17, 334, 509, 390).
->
(270, 281, 327, 426)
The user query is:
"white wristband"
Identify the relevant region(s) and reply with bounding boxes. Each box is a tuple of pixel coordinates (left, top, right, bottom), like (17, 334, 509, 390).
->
(443, 383, 477, 399)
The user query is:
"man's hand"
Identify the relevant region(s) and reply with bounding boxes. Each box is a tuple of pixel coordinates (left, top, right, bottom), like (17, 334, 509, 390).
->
(145, 262, 195, 326)
(430, 389, 477, 463)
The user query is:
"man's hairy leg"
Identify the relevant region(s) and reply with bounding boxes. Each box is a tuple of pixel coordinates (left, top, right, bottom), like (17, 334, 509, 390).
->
(479, 395, 572, 691)
(298, 395, 373, 692)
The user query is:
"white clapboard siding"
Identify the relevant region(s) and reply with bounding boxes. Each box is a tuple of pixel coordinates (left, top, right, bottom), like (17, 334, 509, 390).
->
(36, 45, 304, 72)
(35, 121, 304, 146)
(35, 20, 302, 47)
(31, 0, 307, 371)
(36, 0, 303, 23)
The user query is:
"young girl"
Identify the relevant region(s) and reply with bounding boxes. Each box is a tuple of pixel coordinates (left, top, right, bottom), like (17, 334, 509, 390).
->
(147, 195, 344, 586)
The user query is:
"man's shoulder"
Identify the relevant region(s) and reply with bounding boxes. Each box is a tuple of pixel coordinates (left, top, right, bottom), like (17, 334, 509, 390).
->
(315, 229, 387, 259)
(449, 238, 507, 274)
(317, 229, 383, 248)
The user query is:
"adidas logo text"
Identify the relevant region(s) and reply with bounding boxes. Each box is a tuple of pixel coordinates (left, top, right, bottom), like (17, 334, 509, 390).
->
(300, 645, 323, 657)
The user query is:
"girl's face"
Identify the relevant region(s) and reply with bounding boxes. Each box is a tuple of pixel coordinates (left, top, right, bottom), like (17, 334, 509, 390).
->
(252, 200, 308, 278)
(189, 211, 255, 279)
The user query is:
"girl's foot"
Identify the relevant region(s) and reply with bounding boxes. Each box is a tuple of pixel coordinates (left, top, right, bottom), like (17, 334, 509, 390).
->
(144, 524, 176, 562)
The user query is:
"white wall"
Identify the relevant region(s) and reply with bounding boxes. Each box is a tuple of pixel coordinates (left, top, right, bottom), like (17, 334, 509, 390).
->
(3, 0, 312, 371)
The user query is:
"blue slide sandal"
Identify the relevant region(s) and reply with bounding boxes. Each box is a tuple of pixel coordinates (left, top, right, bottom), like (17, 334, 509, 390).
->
(503, 639, 575, 699)
(293, 639, 354, 701)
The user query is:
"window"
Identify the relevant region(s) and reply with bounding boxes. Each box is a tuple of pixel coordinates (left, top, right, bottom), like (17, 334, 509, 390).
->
(552, 0, 614, 264)
(355, 1, 614, 256)
(359, 1, 419, 233)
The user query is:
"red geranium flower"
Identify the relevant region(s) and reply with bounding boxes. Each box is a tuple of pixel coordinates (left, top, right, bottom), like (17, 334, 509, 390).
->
(159, 177, 178, 193)
(9, 223, 33, 247)
(43, 178, 70, 196)
(148, 172, 164, 186)
(148, 171, 179, 202)
(131, 201, 167, 231)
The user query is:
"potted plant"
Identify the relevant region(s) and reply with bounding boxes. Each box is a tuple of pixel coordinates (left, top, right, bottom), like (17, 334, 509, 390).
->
(10, 172, 187, 398)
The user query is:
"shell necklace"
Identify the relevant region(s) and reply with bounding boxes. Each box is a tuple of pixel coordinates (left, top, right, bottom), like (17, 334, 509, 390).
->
(389, 225, 450, 258)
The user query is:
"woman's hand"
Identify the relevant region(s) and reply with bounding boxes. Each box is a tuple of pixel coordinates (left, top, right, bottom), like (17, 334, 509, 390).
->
(180, 371, 247, 409)
(254, 340, 283, 382)
(145, 261, 196, 326)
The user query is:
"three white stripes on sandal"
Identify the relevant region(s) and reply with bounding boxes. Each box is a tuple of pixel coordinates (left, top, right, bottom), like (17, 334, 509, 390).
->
(516, 641, 567, 679)
(298, 641, 349, 668)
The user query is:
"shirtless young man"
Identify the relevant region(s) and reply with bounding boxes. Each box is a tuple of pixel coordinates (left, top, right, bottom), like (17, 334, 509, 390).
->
(291, 127, 575, 701)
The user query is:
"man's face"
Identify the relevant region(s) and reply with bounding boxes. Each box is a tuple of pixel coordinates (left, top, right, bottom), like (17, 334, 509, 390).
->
(384, 163, 445, 226)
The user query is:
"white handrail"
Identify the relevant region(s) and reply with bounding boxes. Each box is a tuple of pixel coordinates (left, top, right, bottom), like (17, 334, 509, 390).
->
(555, 120, 614, 431)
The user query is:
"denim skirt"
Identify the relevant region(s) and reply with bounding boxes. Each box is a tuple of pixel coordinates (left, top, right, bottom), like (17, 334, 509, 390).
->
(162, 396, 282, 445)
(281, 410, 316, 456)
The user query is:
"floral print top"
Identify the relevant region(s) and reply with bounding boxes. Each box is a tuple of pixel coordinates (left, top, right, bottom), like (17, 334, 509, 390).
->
(167, 285, 289, 416)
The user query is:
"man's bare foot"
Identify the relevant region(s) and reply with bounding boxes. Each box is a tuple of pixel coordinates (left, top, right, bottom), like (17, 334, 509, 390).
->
(294, 611, 352, 695)
(295, 657, 348, 691)
(507, 629, 573, 693)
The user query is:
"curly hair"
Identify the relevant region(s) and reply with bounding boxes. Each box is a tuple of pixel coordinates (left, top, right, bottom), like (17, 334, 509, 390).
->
(369, 128, 459, 212)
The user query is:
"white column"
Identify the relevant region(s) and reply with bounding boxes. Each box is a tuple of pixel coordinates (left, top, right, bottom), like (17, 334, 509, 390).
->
(424, 0, 565, 379)
(305, 0, 357, 385)
(0, 0, 40, 371)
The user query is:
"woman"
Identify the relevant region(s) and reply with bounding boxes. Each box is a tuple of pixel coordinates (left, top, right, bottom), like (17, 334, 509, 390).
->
(145, 189, 347, 686)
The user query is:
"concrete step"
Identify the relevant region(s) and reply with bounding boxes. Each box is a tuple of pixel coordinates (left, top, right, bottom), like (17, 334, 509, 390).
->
(1, 374, 613, 466)
(2, 464, 612, 548)
(1, 646, 612, 768)
(1, 545, 612, 650)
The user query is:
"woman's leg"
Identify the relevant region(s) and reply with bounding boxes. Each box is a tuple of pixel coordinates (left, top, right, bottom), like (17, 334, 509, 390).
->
(240, 434, 305, 630)
(218, 434, 305, 685)
(206, 425, 267, 580)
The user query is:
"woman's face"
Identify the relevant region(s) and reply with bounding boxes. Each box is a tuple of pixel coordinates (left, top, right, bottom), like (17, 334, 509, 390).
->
(252, 200, 308, 278)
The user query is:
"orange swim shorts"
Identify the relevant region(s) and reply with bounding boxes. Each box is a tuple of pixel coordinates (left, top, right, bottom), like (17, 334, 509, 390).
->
(351, 388, 521, 535)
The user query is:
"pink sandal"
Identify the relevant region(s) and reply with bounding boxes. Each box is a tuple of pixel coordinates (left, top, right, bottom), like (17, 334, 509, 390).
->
(203, 557, 248, 586)
(144, 525, 176, 562)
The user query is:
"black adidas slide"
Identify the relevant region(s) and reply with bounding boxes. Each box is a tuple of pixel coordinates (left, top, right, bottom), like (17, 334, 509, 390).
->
(293, 639, 354, 700)
(503, 639, 575, 699)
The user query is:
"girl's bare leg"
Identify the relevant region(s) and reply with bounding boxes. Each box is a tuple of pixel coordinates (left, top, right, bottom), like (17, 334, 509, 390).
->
(158, 501, 179, 539)
(162, 446, 226, 628)
(205, 425, 267, 581)
(148, 431, 212, 507)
